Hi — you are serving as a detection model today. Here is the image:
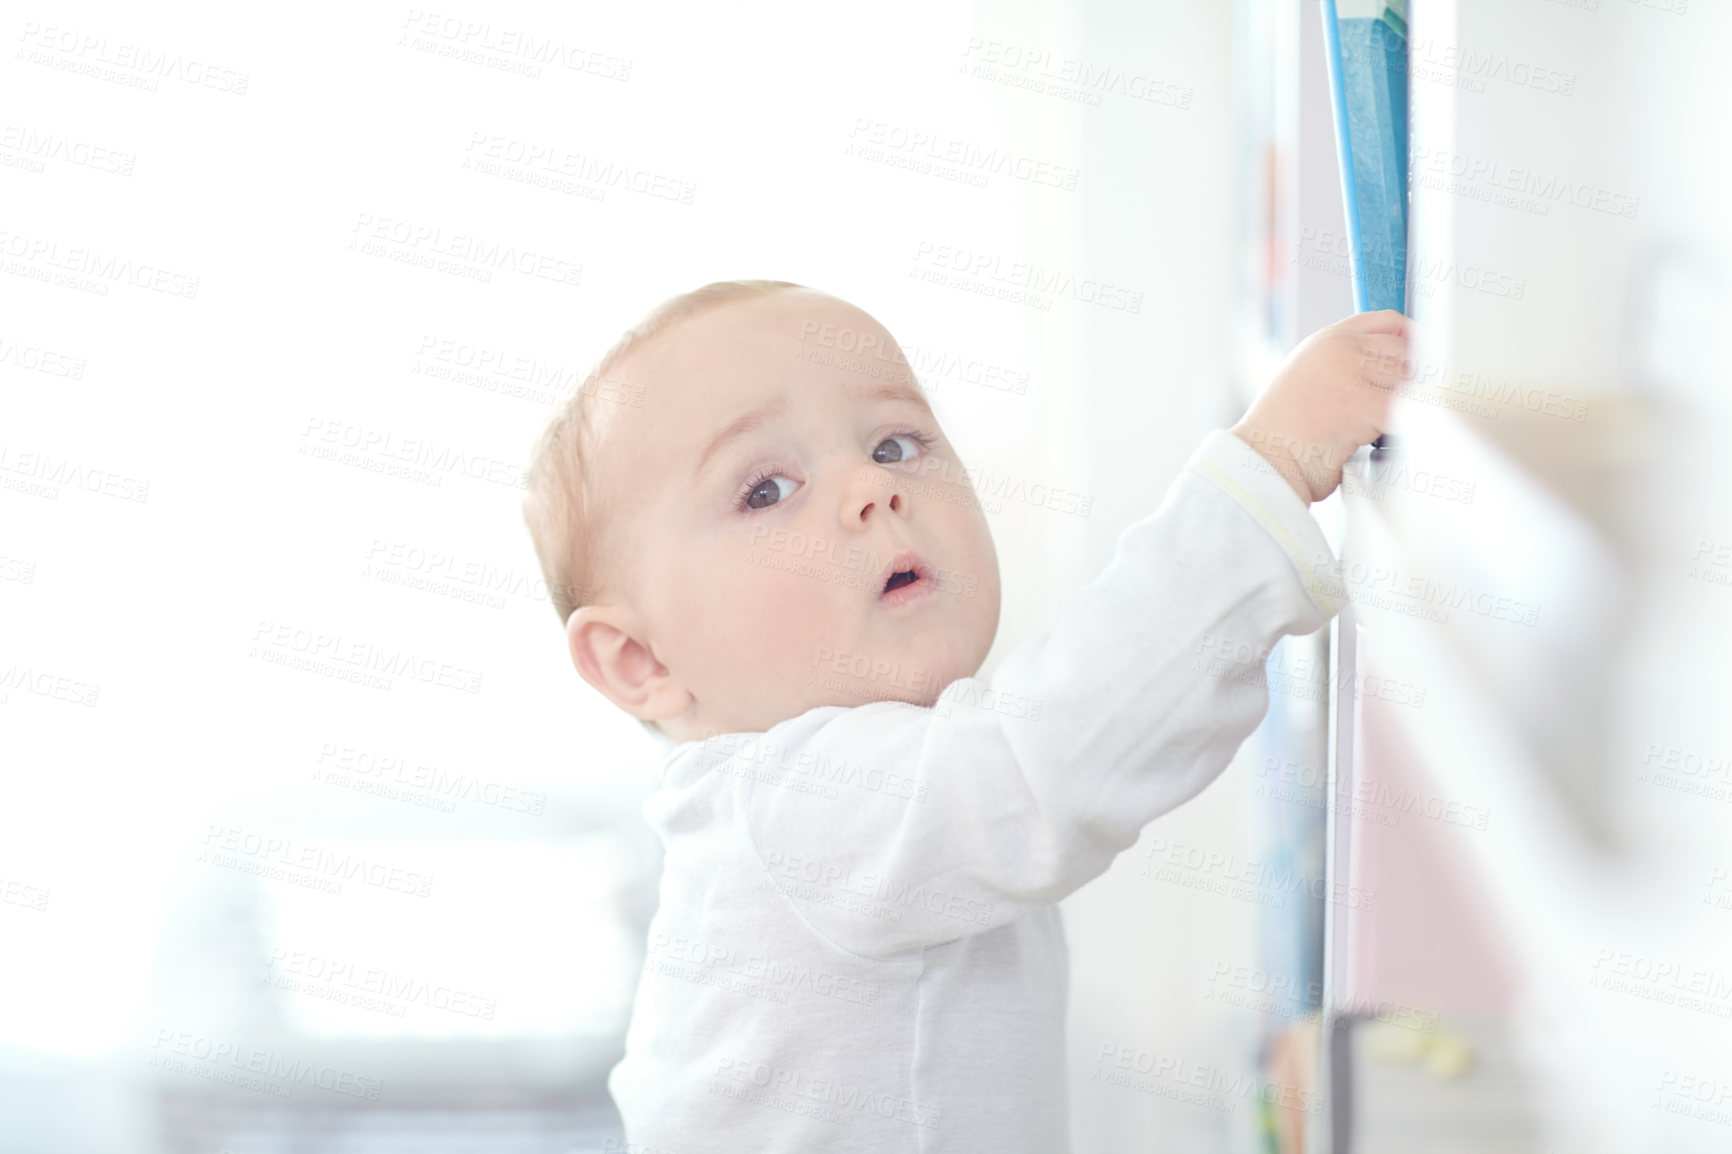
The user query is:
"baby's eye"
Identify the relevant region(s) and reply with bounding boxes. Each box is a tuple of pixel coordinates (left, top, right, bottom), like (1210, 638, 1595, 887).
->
(872, 435, 926, 465)
(743, 474, 799, 511)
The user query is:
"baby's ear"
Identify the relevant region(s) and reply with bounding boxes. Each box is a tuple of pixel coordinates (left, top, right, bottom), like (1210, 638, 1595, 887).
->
(565, 606, 692, 722)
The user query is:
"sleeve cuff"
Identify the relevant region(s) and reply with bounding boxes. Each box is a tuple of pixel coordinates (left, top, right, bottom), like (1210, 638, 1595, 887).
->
(1183, 429, 1346, 620)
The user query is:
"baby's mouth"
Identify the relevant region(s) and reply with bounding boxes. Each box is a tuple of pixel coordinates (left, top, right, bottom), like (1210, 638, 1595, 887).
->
(878, 552, 936, 605)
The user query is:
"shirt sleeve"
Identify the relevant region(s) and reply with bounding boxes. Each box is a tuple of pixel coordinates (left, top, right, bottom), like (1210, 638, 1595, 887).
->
(739, 428, 1346, 959)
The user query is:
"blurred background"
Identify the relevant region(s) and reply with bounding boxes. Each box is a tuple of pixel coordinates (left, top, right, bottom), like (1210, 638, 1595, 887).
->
(1, 1, 1726, 1151)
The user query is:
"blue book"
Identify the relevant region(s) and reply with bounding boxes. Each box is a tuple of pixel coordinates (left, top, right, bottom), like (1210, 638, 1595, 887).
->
(1321, 0, 1409, 315)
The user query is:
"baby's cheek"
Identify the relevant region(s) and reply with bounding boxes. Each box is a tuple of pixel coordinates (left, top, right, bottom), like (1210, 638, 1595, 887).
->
(741, 575, 827, 660)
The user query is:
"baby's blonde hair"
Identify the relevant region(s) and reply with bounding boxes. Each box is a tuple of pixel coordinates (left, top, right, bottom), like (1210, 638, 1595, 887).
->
(522, 279, 807, 736)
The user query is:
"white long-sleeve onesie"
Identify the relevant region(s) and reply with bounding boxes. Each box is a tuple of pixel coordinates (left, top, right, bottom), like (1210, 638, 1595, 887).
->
(608, 428, 1345, 1152)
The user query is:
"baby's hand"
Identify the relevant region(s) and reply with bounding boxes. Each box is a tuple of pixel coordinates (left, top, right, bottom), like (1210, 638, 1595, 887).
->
(1230, 310, 1409, 504)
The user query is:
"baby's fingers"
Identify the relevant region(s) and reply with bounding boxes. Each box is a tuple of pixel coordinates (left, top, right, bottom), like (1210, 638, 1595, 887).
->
(1337, 308, 1409, 337)
(1358, 334, 1413, 387)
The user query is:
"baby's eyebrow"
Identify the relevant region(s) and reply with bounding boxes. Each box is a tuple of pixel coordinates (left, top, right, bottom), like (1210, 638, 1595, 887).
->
(693, 394, 790, 479)
(691, 382, 933, 480)
(853, 380, 932, 412)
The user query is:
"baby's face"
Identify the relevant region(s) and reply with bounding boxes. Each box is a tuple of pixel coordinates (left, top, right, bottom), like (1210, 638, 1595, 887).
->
(587, 290, 1002, 741)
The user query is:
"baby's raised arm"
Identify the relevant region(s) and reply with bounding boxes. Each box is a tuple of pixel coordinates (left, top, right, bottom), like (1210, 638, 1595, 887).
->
(736, 314, 1401, 959)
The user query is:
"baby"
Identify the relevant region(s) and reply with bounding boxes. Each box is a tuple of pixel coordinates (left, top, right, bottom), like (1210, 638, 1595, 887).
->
(522, 280, 1404, 1151)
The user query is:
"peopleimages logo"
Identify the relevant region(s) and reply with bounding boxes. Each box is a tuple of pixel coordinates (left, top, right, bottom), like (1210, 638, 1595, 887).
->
(148, 1028, 382, 1101)
(710, 1054, 942, 1128)
(910, 241, 1144, 314)
(301, 416, 528, 491)
(250, 619, 485, 695)
(264, 947, 498, 1020)
(1092, 1042, 1324, 1115)
(199, 824, 435, 898)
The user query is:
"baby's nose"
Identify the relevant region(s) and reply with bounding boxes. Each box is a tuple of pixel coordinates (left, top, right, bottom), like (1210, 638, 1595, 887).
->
(847, 472, 905, 523)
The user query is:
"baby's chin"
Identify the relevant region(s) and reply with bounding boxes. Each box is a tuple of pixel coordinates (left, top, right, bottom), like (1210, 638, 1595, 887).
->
(688, 606, 995, 736)
(789, 643, 971, 715)
(683, 651, 966, 740)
